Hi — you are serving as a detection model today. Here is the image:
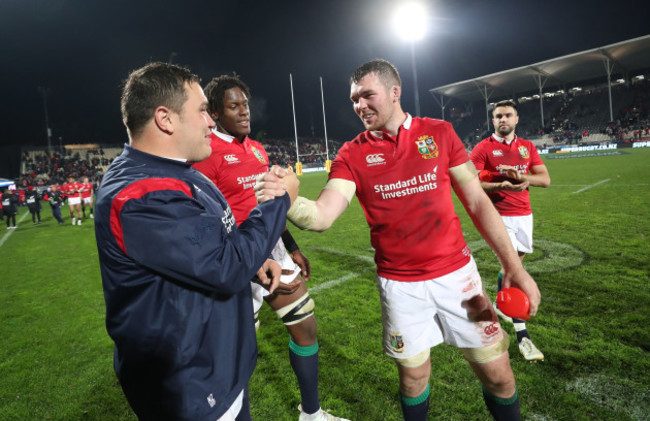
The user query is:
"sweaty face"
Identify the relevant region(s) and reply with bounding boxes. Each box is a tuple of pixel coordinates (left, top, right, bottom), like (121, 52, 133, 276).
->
(492, 106, 519, 137)
(215, 87, 251, 140)
(176, 82, 216, 162)
(350, 73, 397, 132)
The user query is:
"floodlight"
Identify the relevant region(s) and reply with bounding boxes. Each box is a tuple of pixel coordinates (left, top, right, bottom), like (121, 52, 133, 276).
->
(392, 3, 427, 42)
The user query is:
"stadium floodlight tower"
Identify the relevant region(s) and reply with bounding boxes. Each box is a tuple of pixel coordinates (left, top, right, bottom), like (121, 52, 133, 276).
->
(392, 2, 428, 117)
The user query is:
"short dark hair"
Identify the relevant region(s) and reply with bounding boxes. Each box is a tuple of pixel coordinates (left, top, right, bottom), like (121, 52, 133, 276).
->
(350, 59, 401, 89)
(493, 100, 518, 115)
(121, 62, 200, 137)
(203, 74, 251, 116)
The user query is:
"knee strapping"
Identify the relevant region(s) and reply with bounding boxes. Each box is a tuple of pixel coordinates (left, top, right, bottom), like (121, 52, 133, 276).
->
(275, 292, 315, 326)
(395, 349, 430, 368)
(460, 332, 510, 364)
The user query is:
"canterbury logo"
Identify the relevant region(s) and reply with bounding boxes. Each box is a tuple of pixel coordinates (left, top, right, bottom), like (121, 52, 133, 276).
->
(224, 154, 239, 162)
(366, 154, 385, 164)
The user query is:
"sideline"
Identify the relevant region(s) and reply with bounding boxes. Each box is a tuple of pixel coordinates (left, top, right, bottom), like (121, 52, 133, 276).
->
(572, 178, 611, 194)
(0, 210, 30, 248)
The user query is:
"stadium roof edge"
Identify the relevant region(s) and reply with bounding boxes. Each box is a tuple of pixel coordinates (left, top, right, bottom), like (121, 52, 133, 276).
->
(429, 34, 650, 104)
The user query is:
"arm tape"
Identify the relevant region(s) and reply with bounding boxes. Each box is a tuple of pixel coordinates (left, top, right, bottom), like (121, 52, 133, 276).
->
(286, 178, 355, 230)
(323, 178, 356, 203)
(287, 196, 318, 230)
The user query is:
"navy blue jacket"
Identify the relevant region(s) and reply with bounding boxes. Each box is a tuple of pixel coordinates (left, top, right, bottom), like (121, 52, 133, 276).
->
(94, 145, 288, 420)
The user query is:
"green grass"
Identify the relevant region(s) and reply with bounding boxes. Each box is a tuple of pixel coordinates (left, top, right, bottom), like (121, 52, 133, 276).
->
(1, 147, 649, 420)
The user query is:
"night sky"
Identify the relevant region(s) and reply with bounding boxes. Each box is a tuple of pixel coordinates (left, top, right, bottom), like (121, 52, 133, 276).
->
(1, 0, 649, 152)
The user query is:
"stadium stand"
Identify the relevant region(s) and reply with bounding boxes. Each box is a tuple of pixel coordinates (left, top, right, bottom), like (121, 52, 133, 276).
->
(430, 36, 650, 149)
(16, 137, 343, 192)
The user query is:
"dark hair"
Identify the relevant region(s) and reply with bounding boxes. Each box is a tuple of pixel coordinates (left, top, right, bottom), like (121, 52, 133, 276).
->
(350, 59, 401, 88)
(493, 100, 518, 114)
(121, 62, 200, 137)
(204, 74, 251, 116)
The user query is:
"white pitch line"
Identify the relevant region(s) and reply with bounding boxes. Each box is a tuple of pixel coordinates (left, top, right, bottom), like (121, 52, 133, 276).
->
(307, 246, 375, 293)
(309, 246, 375, 263)
(0, 210, 30, 248)
(572, 178, 611, 194)
(309, 269, 373, 293)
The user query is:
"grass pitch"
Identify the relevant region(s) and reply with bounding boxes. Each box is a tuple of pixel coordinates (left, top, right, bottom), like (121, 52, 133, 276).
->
(0, 147, 648, 420)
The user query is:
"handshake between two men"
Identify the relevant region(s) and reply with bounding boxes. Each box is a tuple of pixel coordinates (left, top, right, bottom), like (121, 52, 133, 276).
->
(249, 165, 301, 295)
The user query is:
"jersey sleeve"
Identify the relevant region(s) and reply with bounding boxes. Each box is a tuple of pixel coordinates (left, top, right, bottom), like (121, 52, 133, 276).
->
(113, 181, 289, 295)
(329, 143, 355, 182)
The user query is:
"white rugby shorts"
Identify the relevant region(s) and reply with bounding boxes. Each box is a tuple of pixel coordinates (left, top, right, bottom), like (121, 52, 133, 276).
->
(501, 214, 534, 254)
(67, 197, 81, 206)
(251, 238, 301, 313)
(377, 258, 503, 360)
(83, 197, 93, 204)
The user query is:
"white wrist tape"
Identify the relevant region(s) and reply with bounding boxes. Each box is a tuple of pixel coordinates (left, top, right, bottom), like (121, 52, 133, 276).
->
(287, 196, 318, 230)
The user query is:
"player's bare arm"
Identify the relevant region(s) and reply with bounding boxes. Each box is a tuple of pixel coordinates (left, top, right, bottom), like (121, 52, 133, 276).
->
(289, 248, 311, 281)
(450, 161, 541, 315)
(481, 179, 530, 193)
(497, 163, 550, 188)
(286, 178, 355, 232)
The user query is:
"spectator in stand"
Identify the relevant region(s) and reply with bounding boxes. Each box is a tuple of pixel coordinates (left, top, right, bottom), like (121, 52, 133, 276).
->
(25, 186, 43, 225)
(2, 188, 18, 229)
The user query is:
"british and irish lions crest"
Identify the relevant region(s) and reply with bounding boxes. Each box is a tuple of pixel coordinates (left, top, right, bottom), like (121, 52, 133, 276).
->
(518, 145, 530, 159)
(251, 146, 266, 164)
(390, 332, 405, 353)
(415, 135, 439, 159)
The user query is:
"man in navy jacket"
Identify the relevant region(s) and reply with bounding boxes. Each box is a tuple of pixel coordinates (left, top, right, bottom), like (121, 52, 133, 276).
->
(95, 62, 298, 421)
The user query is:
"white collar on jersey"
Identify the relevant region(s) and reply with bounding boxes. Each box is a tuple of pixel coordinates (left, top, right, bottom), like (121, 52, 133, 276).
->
(492, 133, 517, 145)
(212, 128, 236, 143)
(370, 113, 412, 139)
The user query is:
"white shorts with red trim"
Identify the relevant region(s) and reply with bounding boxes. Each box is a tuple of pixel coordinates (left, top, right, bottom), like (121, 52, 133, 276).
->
(377, 258, 504, 360)
(501, 214, 534, 254)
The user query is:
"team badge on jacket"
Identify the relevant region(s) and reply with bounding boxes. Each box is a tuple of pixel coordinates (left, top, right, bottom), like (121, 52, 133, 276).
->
(415, 135, 439, 159)
(390, 332, 405, 353)
(251, 146, 266, 164)
(518, 145, 530, 159)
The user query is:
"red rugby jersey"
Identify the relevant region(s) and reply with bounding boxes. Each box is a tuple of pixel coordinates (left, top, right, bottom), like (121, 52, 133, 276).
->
(330, 115, 471, 282)
(193, 130, 269, 225)
(80, 182, 93, 199)
(62, 182, 82, 199)
(470, 135, 544, 216)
